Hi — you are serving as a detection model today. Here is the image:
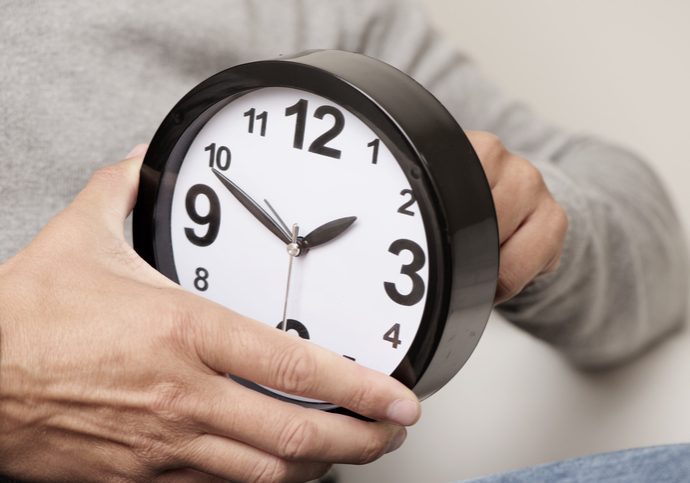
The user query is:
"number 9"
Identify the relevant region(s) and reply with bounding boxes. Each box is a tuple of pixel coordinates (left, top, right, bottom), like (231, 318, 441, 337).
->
(184, 184, 221, 247)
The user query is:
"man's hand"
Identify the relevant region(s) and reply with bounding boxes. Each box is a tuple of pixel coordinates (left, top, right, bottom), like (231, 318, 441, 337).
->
(467, 132, 568, 304)
(0, 146, 420, 482)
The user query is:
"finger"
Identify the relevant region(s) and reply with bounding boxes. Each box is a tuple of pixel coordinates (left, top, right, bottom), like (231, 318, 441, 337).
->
(180, 433, 330, 483)
(495, 201, 567, 303)
(465, 131, 505, 188)
(71, 145, 148, 234)
(155, 468, 226, 483)
(540, 200, 568, 274)
(493, 158, 546, 244)
(127, 143, 149, 159)
(491, 183, 537, 245)
(187, 373, 406, 464)
(185, 297, 421, 426)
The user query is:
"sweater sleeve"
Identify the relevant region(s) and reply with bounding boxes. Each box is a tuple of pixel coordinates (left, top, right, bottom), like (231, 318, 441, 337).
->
(348, 0, 689, 368)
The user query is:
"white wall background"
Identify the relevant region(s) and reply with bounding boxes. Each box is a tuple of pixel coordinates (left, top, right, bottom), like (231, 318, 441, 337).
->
(338, 1, 690, 481)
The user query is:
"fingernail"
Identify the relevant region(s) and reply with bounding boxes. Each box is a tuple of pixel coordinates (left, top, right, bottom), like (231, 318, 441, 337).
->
(385, 428, 407, 454)
(386, 398, 420, 426)
(126, 144, 148, 158)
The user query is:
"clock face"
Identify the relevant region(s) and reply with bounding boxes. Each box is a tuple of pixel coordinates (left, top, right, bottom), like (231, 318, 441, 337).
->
(166, 87, 429, 393)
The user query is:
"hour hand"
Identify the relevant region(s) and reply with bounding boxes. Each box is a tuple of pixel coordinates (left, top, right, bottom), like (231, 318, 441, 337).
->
(211, 168, 291, 244)
(302, 216, 357, 250)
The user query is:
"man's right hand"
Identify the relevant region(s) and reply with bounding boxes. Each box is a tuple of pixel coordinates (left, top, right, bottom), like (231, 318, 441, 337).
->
(0, 146, 420, 482)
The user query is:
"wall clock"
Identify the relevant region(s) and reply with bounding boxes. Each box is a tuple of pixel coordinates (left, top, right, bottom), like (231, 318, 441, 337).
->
(134, 49, 498, 413)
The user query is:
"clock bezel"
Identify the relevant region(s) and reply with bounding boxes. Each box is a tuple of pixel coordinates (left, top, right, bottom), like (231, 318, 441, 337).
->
(134, 50, 498, 411)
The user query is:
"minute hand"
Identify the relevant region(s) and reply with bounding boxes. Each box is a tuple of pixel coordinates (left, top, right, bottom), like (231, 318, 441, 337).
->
(212, 168, 291, 244)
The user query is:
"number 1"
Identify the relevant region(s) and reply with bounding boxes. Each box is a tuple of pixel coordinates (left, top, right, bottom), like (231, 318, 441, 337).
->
(285, 99, 307, 149)
(368, 138, 380, 164)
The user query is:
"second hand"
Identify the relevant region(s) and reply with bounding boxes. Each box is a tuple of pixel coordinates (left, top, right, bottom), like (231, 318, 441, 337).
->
(281, 223, 300, 332)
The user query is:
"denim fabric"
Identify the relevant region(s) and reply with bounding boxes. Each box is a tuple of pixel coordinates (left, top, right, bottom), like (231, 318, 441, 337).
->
(466, 444, 690, 483)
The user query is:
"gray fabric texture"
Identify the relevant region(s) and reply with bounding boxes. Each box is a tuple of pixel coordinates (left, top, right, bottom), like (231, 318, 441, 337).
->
(1, 0, 687, 368)
(465, 444, 690, 482)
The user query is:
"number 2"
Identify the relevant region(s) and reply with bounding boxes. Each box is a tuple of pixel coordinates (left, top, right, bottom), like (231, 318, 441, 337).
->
(397, 189, 415, 216)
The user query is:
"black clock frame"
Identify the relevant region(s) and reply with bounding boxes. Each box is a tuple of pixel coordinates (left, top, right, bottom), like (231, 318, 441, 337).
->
(134, 50, 498, 411)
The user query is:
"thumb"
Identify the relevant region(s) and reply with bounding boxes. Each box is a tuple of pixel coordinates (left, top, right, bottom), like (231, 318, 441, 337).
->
(71, 145, 148, 236)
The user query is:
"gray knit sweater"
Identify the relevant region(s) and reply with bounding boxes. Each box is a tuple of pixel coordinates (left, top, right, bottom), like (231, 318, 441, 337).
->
(1, 0, 687, 368)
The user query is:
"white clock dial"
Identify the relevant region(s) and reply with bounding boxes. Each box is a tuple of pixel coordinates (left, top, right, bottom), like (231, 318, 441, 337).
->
(169, 87, 429, 388)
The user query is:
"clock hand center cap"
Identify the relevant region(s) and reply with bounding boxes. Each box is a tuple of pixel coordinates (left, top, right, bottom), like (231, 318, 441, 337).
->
(287, 236, 311, 257)
(287, 241, 301, 257)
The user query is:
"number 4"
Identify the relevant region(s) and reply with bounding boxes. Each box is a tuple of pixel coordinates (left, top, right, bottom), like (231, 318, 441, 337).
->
(383, 323, 402, 348)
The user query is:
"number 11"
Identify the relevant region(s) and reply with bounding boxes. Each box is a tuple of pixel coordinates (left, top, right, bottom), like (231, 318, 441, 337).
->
(244, 108, 267, 136)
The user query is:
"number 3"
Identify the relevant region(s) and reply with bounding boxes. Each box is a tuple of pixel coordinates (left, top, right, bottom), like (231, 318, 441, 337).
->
(384, 239, 426, 306)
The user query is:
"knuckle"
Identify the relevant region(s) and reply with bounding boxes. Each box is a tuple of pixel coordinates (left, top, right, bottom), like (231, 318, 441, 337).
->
(130, 432, 176, 474)
(471, 131, 504, 159)
(271, 344, 317, 395)
(277, 417, 319, 460)
(148, 378, 192, 424)
(522, 162, 545, 192)
(250, 457, 289, 483)
(473, 130, 501, 147)
(137, 379, 194, 467)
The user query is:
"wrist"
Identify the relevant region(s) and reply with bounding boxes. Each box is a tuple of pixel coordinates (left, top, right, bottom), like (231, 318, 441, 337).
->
(0, 258, 36, 476)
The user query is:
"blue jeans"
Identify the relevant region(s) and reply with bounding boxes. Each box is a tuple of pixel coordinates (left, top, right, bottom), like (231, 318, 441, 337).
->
(466, 444, 690, 482)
